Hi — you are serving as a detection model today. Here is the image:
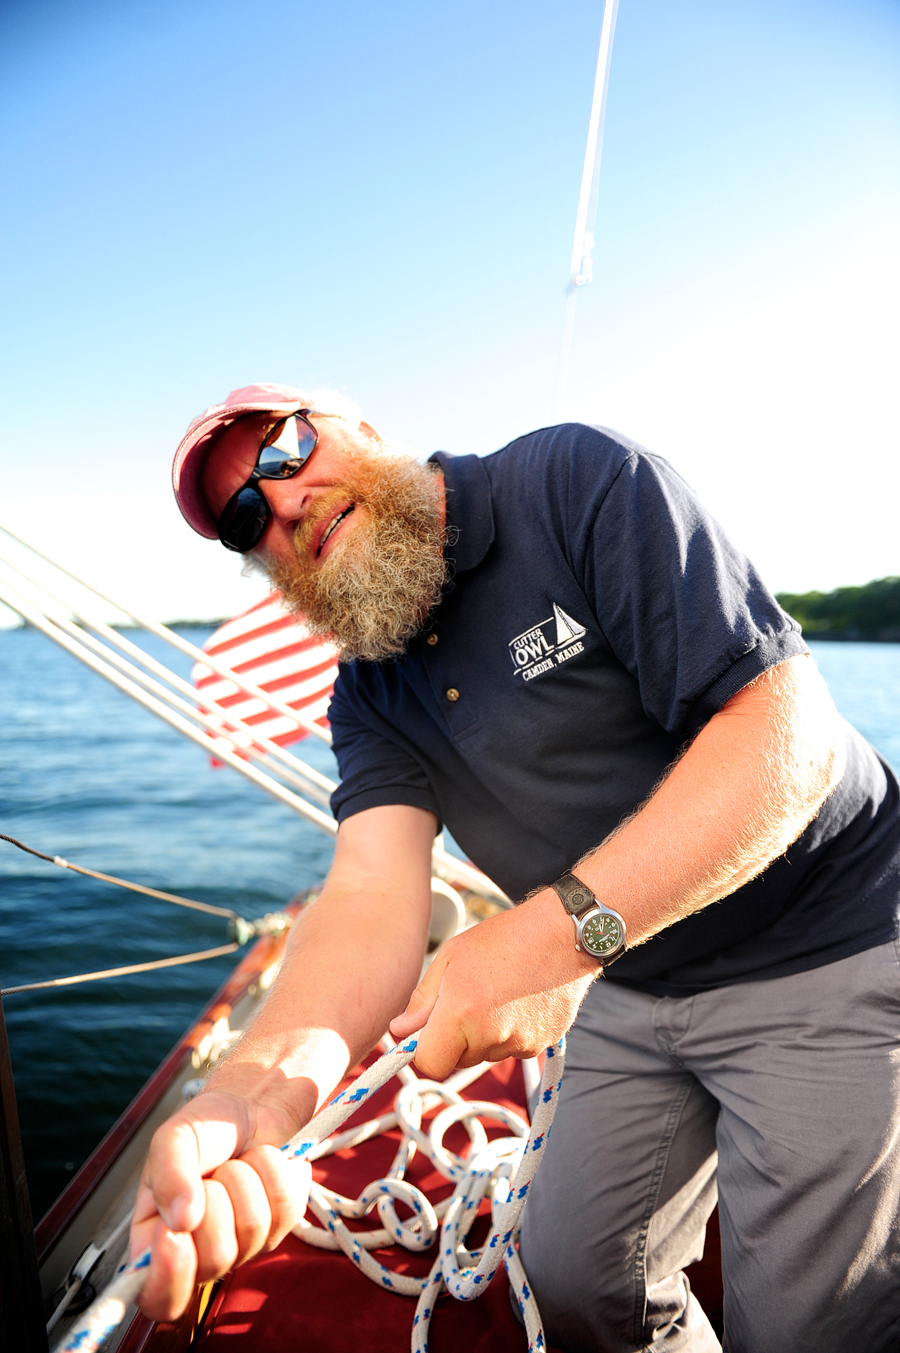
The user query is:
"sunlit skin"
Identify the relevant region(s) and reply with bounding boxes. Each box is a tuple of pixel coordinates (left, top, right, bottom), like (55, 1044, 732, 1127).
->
(200, 411, 411, 571)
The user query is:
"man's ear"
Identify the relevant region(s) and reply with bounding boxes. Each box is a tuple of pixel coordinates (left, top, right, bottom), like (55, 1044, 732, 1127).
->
(358, 420, 382, 445)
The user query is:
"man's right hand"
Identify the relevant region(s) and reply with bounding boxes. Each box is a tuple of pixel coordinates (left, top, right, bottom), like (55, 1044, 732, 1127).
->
(131, 1086, 313, 1322)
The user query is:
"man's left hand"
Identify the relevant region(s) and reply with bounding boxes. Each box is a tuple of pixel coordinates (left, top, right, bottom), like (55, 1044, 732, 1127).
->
(389, 889, 598, 1078)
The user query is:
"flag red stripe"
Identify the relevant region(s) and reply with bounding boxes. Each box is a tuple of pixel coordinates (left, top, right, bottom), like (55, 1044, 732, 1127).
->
(197, 662, 336, 708)
(204, 617, 324, 659)
(227, 695, 331, 728)
(195, 660, 335, 697)
(196, 640, 335, 682)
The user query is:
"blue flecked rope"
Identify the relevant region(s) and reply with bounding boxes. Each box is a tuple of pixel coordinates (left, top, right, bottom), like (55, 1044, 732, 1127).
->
(55, 1036, 564, 1353)
(287, 1037, 565, 1353)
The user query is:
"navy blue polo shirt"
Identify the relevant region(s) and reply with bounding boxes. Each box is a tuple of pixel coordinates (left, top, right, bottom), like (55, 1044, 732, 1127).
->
(329, 424, 900, 994)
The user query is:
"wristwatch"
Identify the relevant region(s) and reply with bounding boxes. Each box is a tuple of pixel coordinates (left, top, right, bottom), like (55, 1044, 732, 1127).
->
(550, 870, 627, 966)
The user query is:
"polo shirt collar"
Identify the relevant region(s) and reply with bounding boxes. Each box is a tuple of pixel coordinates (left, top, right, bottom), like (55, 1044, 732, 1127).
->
(429, 451, 495, 575)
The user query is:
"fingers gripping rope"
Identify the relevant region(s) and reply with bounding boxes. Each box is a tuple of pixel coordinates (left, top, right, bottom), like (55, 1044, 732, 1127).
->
(54, 1040, 428, 1352)
(55, 1038, 565, 1353)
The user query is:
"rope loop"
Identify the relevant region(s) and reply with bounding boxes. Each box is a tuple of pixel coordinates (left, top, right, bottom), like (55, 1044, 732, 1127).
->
(55, 1036, 564, 1353)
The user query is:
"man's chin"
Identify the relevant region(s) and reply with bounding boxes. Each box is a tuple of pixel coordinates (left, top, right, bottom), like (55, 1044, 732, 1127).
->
(262, 448, 447, 662)
(265, 544, 445, 663)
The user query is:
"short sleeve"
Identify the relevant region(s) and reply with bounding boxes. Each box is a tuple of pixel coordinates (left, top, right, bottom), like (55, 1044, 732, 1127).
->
(578, 447, 808, 737)
(328, 671, 441, 824)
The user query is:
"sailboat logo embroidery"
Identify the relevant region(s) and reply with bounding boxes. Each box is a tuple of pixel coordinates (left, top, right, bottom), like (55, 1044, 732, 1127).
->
(508, 603, 588, 681)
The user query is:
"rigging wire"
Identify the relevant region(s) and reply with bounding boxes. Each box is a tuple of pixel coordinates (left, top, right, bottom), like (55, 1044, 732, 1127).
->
(1, 570, 331, 800)
(1, 945, 241, 997)
(0, 561, 335, 803)
(0, 832, 239, 920)
(0, 831, 292, 996)
(0, 577, 341, 836)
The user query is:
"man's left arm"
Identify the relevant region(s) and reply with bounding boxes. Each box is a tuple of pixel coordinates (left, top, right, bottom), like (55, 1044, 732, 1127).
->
(392, 654, 845, 1076)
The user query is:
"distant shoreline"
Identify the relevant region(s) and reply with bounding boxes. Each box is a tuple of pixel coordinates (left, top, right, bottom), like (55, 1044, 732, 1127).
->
(777, 577, 900, 646)
(804, 631, 900, 644)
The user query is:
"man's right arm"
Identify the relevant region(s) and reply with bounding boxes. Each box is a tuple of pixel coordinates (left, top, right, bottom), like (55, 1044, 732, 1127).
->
(132, 803, 437, 1321)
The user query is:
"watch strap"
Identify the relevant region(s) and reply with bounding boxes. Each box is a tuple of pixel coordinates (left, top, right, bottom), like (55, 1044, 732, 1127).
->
(550, 870, 597, 917)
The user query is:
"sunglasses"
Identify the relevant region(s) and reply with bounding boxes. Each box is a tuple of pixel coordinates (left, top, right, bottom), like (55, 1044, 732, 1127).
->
(217, 409, 318, 553)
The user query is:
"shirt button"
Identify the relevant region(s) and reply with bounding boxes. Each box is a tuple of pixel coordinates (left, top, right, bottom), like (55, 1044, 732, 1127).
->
(446, 687, 460, 702)
(426, 633, 439, 645)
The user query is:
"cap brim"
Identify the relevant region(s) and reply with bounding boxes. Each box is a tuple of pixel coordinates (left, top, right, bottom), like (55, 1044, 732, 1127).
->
(172, 398, 307, 539)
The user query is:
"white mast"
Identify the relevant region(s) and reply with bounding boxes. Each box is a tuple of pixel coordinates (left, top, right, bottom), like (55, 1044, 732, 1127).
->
(553, 0, 620, 421)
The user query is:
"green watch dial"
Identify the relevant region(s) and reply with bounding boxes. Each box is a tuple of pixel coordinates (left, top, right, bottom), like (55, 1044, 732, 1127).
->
(581, 912, 624, 958)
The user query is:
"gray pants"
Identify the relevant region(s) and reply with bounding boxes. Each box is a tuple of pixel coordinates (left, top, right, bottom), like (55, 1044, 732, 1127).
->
(518, 940, 900, 1353)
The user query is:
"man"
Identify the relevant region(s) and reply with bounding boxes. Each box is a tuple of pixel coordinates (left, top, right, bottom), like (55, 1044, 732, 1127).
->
(135, 382, 900, 1351)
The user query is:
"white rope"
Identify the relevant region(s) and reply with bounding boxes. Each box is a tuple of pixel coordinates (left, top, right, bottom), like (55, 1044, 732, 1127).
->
(45, 1211, 133, 1335)
(55, 1036, 564, 1353)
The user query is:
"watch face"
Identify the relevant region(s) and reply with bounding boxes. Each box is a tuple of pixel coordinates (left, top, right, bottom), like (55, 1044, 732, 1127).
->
(581, 912, 625, 959)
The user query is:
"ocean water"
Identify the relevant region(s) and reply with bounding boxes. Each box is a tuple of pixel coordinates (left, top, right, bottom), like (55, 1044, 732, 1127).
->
(0, 625, 340, 1219)
(2, 628, 900, 1221)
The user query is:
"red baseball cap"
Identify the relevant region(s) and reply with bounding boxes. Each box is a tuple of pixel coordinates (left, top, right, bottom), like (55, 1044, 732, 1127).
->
(172, 382, 311, 539)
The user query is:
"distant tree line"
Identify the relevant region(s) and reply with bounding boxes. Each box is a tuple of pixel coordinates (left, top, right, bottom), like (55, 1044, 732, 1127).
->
(776, 577, 900, 642)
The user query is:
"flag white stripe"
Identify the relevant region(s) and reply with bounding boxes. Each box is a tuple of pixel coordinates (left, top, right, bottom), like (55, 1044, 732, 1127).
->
(193, 593, 338, 750)
(202, 598, 292, 644)
(194, 640, 336, 685)
(197, 656, 338, 704)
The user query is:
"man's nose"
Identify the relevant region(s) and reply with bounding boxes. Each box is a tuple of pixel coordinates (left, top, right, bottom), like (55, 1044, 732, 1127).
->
(260, 474, 306, 522)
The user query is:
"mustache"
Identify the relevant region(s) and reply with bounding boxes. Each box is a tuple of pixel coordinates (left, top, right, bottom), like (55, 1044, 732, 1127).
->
(293, 490, 359, 560)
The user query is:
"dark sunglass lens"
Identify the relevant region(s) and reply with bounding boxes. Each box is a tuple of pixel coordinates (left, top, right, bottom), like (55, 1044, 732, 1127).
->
(218, 485, 270, 553)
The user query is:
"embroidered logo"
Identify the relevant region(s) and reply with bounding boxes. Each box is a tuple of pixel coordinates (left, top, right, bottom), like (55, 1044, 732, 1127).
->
(508, 604, 588, 682)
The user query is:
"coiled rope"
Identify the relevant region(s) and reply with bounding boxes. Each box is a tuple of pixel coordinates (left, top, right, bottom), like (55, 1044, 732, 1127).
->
(55, 1035, 564, 1353)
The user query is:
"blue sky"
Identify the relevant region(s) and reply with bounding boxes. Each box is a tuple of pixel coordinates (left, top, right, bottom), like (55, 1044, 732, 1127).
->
(1, 0, 898, 625)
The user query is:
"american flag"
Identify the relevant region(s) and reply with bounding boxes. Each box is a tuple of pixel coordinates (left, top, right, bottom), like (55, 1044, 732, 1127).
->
(192, 593, 339, 755)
